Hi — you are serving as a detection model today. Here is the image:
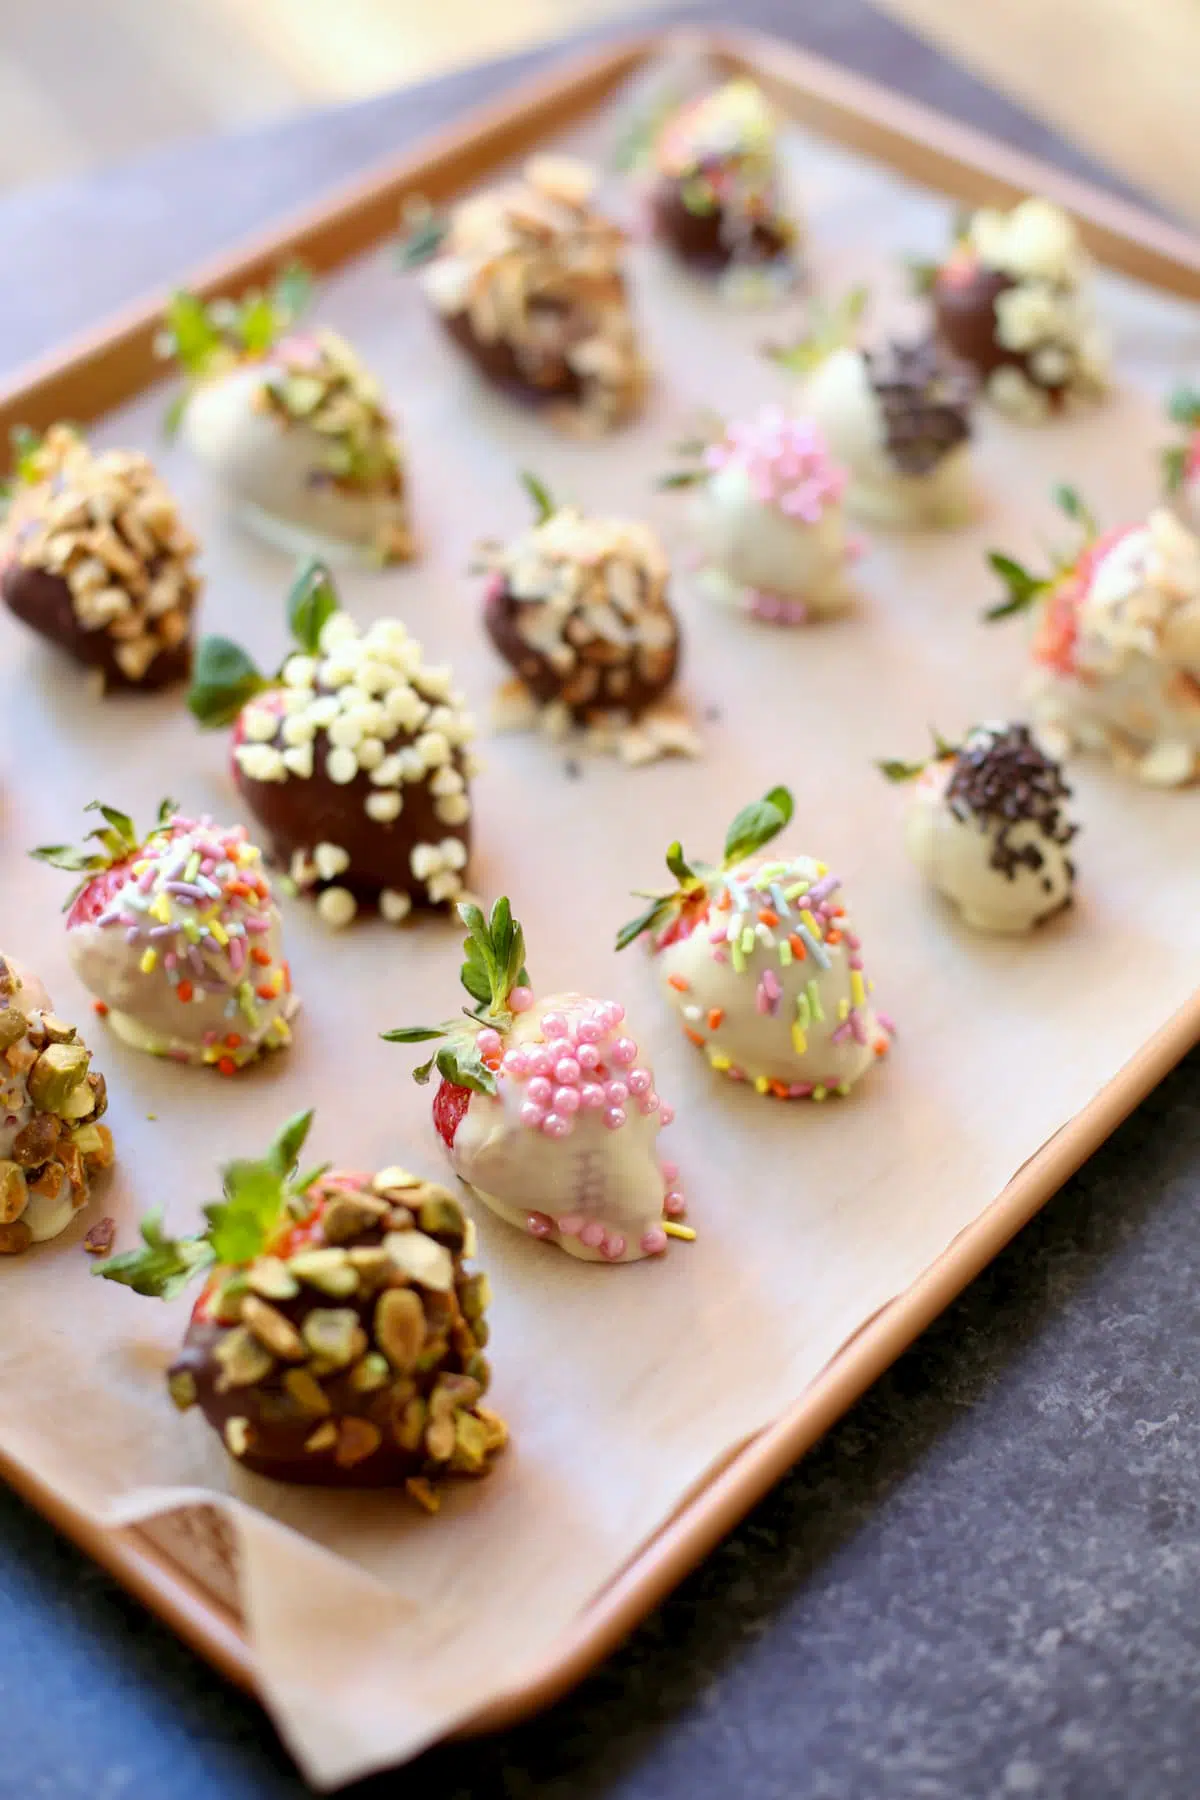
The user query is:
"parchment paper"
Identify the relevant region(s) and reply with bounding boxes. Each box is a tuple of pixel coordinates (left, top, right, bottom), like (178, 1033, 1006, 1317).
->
(2, 81, 1199, 1790)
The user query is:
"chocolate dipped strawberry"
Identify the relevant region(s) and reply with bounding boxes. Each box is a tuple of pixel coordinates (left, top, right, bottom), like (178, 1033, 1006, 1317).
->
(188, 559, 476, 928)
(0, 425, 199, 690)
(619, 787, 892, 1100)
(32, 799, 297, 1072)
(477, 472, 697, 764)
(161, 268, 413, 566)
(986, 488, 1200, 786)
(911, 197, 1108, 422)
(634, 79, 801, 294)
(383, 899, 689, 1264)
(96, 1108, 507, 1504)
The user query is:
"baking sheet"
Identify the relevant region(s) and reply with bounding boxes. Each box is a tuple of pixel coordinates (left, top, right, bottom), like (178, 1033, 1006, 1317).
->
(1, 86, 1199, 1791)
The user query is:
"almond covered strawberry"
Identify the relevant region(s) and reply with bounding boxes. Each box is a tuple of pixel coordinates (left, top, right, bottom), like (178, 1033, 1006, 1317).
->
(0, 424, 199, 690)
(384, 900, 688, 1263)
(96, 1109, 506, 1505)
(32, 800, 297, 1072)
(619, 788, 893, 1099)
(986, 488, 1200, 786)
(188, 559, 476, 928)
(161, 269, 413, 566)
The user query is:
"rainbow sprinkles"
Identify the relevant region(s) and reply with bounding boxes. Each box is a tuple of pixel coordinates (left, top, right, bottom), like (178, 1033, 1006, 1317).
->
(34, 802, 297, 1073)
(620, 786, 893, 1099)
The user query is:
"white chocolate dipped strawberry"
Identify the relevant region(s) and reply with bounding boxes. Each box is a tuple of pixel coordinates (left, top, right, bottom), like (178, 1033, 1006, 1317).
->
(383, 900, 687, 1263)
(662, 405, 857, 625)
(619, 787, 893, 1099)
(33, 800, 297, 1074)
(161, 269, 413, 566)
(986, 488, 1200, 787)
(880, 723, 1078, 933)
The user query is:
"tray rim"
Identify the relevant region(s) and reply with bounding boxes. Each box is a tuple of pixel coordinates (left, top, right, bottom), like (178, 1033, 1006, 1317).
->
(2, 16, 1199, 1755)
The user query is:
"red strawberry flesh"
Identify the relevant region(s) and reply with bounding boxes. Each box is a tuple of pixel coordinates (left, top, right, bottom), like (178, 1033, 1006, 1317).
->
(66, 859, 136, 930)
(433, 1077, 473, 1148)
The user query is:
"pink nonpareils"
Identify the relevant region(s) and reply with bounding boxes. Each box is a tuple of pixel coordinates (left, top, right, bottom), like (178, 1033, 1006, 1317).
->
(705, 405, 847, 523)
(499, 997, 674, 1142)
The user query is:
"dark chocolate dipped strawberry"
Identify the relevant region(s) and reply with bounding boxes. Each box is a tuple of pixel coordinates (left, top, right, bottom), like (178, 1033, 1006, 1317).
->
(985, 487, 1200, 785)
(383, 898, 688, 1263)
(188, 559, 476, 928)
(637, 80, 800, 287)
(475, 473, 695, 763)
(397, 155, 647, 436)
(96, 1109, 506, 1505)
(0, 425, 199, 690)
(160, 268, 414, 566)
(32, 798, 297, 1073)
(911, 197, 1108, 421)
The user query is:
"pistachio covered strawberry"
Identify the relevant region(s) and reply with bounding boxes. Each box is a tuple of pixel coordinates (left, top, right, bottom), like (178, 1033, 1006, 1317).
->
(189, 559, 476, 927)
(619, 787, 892, 1098)
(0, 952, 113, 1255)
(161, 268, 413, 565)
(0, 424, 199, 690)
(384, 899, 688, 1263)
(96, 1109, 506, 1504)
(986, 488, 1200, 786)
(33, 799, 297, 1072)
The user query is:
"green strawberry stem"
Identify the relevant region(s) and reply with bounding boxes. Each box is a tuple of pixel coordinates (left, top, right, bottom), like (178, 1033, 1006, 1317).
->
(95, 1111, 319, 1300)
(616, 785, 794, 950)
(31, 798, 178, 908)
(187, 557, 341, 729)
(381, 899, 531, 1094)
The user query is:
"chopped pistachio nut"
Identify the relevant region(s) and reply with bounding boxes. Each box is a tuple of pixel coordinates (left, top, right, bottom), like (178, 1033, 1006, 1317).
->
(304, 1420, 339, 1453)
(241, 1294, 306, 1361)
(284, 1366, 332, 1416)
(212, 1325, 275, 1391)
(300, 1307, 363, 1370)
(288, 1246, 360, 1297)
(0, 1010, 29, 1051)
(224, 1416, 254, 1458)
(335, 1416, 382, 1468)
(167, 1368, 198, 1412)
(347, 1351, 392, 1394)
(0, 1162, 28, 1226)
(383, 1229, 455, 1291)
(321, 1192, 390, 1243)
(374, 1287, 426, 1371)
(245, 1256, 300, 1301)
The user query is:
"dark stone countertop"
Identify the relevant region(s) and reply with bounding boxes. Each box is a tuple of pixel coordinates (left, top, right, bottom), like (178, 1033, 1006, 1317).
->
(2, 6, 1197, 1797)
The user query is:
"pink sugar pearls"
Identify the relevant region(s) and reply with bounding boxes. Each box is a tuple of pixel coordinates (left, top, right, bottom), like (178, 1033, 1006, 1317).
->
(383, 899, 691, 1265)
(663, 403, 859, 623)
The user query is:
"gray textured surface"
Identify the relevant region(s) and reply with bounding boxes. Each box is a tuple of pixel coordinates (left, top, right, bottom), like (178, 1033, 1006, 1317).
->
(2, 5, 1198, 1796)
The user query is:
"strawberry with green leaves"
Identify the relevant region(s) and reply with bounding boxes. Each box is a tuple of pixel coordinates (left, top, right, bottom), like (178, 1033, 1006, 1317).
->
(160, 265, 413, 565)
(384, 899, 688, 1264)
(1160, 384, 1200, 522)
(986, 488, 1200, 787)
(189, 559, 476, 930)
(31, 799, 296, 1074)
(97, 1110, 507, 1501)
(619, 787, 892, 1099)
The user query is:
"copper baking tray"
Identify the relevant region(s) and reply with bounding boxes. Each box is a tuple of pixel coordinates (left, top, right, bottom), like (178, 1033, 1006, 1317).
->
(1, 23, 1198, 1741)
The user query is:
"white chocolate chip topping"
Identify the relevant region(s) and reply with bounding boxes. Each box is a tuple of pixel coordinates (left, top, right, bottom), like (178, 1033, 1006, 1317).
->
(233, 610, 475, 910)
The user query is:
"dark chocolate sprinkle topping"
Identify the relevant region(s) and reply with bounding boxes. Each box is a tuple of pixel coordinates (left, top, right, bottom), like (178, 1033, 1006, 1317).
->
(946, 723, 1077, 883)
(864, 335, 975, 477)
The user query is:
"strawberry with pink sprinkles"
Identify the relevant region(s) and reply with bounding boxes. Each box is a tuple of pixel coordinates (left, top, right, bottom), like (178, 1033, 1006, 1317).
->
(662, 404, 859, 624)
(384, 899, 689, 1264)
